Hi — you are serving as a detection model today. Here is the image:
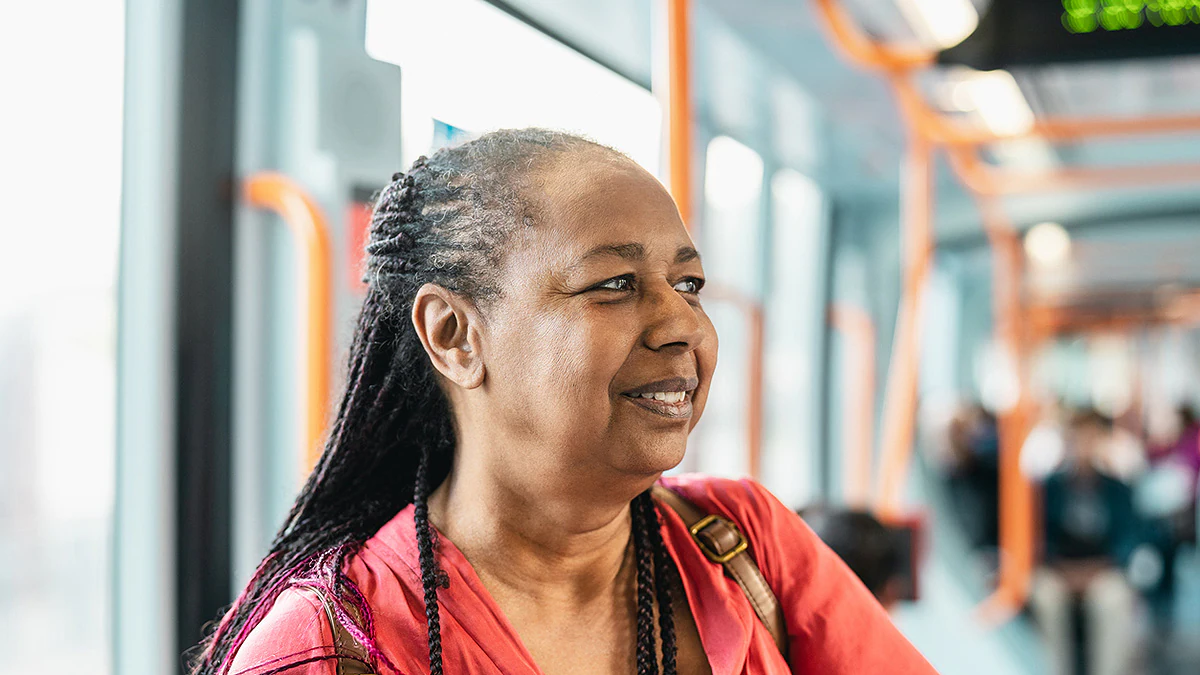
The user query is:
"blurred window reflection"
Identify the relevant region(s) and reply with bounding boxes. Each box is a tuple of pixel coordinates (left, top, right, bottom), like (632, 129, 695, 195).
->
(764, 169, 824, 507)
(0, 1, 123, 672)
(691, 135, 765, 478)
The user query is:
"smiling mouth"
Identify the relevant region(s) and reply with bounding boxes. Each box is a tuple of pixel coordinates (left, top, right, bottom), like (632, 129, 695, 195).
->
(620, 377, 698, 420)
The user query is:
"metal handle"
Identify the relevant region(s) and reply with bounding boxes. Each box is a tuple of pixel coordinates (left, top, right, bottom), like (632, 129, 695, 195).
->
(244, 172, 334, 475)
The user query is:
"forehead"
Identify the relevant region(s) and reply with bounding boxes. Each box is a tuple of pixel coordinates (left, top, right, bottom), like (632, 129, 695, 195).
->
(517, 153, 692, 259)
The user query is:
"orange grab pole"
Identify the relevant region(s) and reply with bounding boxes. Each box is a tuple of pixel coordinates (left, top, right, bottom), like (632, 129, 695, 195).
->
(875, 137, 934, 522)
(666, 0, 693, 227)
(829, 304, 877, 509)
(244, 173, 334, 476)
(975, 203, 1037, 623)
(663, 0, 763, 477)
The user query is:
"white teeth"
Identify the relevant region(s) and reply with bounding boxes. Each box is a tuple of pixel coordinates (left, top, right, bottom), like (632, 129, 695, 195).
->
(639, 391, 686, 404)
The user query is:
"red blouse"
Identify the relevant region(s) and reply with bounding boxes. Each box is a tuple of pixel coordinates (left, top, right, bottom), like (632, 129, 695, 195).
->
(231, 475, 938, 674)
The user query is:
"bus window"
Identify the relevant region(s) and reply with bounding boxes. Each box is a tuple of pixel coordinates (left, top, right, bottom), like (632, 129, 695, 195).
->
(0, 1, 124, 672)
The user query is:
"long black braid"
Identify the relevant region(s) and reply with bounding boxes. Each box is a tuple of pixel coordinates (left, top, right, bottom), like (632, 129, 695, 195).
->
(632, 493, 661, 675)
(188, 129, 680, 674)
(413, 445, 449, 674)
(643, 494, 679, 674)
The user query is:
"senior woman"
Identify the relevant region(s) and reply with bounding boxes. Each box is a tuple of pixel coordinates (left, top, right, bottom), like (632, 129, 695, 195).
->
(190, 129, 936, 675)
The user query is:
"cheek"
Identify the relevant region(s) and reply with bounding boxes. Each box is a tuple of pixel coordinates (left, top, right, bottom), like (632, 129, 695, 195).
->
(688, 312, 719, 429)
(546, 315, 628, 388)
(490, 308, 633, 417)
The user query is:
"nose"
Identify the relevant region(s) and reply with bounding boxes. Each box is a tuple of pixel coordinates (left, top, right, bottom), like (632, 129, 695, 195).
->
(642, 282, 706, 353)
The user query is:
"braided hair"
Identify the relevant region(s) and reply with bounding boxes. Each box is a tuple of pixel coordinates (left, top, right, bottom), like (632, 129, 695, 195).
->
(188, 129, 681, 674)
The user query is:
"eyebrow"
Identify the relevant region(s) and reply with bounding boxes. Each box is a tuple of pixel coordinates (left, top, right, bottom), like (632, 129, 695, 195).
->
(557, 242, 702, 284)
(580, 242, 646, 262)
(574, 243, 701, 265)
(675, 246, 701, 264)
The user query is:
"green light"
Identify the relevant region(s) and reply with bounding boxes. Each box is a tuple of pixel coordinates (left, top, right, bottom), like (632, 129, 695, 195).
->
(1063, 0, 1200, 30)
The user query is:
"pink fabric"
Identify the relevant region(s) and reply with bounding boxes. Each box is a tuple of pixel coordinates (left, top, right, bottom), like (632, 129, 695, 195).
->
(231, 476, 937, 674)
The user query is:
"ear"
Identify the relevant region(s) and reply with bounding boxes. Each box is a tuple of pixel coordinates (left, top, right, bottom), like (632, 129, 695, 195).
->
(411, 283, 485, 389)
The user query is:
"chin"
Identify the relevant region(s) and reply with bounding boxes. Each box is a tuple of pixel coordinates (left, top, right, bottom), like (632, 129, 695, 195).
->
(618, 436, 688, 477)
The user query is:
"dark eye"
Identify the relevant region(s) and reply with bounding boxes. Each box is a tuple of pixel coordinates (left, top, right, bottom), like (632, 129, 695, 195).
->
(595, 275, 634, 292)
(674, 277, 704, 294)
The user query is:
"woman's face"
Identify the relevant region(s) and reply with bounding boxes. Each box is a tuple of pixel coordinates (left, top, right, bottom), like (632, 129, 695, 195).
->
(468, 153, 717, 491)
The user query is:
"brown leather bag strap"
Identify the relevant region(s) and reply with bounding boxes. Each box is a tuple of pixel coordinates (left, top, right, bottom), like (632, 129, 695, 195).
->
(652, 485, 789, 658)
(300, 584, 375, 675)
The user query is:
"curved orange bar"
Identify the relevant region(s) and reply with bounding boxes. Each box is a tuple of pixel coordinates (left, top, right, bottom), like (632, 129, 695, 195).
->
(812, 0, 933, 72)
(948, 145, 1200, 196)
(244, 173, 334, 476)
(1030, 298, 1200, 335)
(898, 86, 1200, 147)
(829, 305, 877, 509)
(947, 114, 1200, 147)
(667, 0, 694, 228)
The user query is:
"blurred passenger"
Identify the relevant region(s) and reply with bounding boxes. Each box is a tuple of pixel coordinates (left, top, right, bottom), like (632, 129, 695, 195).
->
(1021, 400, 1068, 482)
(1030, 409, 1142, 675)
(1100, 421, 1147, 484)
(1149, 404, 1200, 490)
(1137, 404, 1200, 629)
(945, 403, 1000, 551)
(800, 506, 905, 609)
(1144, 404, 1200, 544)
(188, 129, 938, 675)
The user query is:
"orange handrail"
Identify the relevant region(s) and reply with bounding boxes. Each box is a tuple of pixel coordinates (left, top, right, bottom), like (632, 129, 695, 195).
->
(811, 0, 933, 72)
(829, 304, 877, 509)
(664, 0, 763, 478)
(894, 77, 1200, 147)
(244, 173, 334, 476)
(875, 136, 935, 521)
(667, 0, 694, 228)
(948, 145, 1200, 196)
(1029, 301, 1200, 335)
(975, 203, 1037, 623)
(943, 113, 1200, 147)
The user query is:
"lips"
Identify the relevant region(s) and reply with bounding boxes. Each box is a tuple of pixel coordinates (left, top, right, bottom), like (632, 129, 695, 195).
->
(620, 376, 699, 420)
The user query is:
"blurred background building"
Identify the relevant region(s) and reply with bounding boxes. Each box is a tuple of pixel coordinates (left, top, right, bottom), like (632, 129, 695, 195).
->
(3, 0, 1200, 673)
